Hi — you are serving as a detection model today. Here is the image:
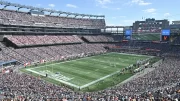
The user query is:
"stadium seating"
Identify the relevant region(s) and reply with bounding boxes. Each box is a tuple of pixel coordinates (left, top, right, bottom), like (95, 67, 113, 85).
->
(0, 41, 106, 64)
(5, 35, 83, 46)
(83, 35, 123, 42)
(113, 41, 171, 52)
(1, 33, 180, 101)
(1, 37, 180, 100)
(0, 3, 180, 101)
(172, 36, 180, 45)
(0, 10, 105, 29)
(0, 57, 180, 100)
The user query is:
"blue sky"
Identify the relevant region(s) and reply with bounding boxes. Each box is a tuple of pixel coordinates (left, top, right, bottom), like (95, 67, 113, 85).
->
(2, 0, 180, 26)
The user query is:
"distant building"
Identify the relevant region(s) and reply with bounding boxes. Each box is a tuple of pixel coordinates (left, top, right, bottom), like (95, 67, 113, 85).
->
(170, 21, 180, 34)
(172, 21, 180, 25)
(132, 18, 169, 33)
(170, 21, 180, 29)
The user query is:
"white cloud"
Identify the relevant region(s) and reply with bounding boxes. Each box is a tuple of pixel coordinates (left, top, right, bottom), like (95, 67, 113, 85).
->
(96, 0, 112, 5)
(130, 0, 152, 6)
(95, 0, 113, 8)
(95, 0, 120, 10)
(164, 13, 170, 17)
(66, 4, 78, 8)
(169, 19, 174, 24)
(143, 8, 156, 13)
(48, 4, 55, 8)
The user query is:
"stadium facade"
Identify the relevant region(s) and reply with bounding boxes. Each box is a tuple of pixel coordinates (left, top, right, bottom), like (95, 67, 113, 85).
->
(132, 18, 169, 33)
(170, 20, 180, 31)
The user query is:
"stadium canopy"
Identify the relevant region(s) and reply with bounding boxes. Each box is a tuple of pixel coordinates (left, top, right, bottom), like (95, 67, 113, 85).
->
(105, 26, 130, 28)
(0, 0, 105, 18)
(172, 21, 180, 25)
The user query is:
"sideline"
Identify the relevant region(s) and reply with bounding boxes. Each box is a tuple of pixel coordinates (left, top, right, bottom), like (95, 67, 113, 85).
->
(25, 52, 152, 89)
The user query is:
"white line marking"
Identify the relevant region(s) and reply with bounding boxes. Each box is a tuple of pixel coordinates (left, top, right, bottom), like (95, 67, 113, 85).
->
(27, 68, 80, 88)
(79, 69, 121, 89)
(29, 52, 151, 70)
(111, 52, 154, 57)
(90, 58, 129, 66)
(25, 52, 152, 89)
(28, 53, 110, 70)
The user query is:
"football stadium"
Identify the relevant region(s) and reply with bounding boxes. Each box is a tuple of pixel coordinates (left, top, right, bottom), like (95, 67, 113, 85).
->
(0, 0, 180, 100)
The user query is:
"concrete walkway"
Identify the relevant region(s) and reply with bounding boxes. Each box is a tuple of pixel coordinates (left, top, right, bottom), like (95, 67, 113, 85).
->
(116, 67, 155, 86)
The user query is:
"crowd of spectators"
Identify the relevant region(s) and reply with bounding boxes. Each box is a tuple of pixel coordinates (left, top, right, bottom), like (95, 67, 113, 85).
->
(172, 36, 180, 45)
(0, 34, 126, 63)
(83, 35, 114, 42)
(108, 41, 175, 54)
(83, 35, 123, 42)
(0, 10, 105, 29)
(0, 35, 180, 100)
(0, 42, 107, 64)
(0, 3, 180, 101)
(0, 56, 180, 100)
(5, 35, 83, 46)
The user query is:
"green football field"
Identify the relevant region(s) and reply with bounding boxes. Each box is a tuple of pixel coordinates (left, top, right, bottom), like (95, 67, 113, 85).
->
(23, 52, 151, 91)
(132, 33, 160, 40)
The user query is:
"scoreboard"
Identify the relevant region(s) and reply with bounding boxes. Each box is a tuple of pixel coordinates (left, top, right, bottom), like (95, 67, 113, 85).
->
(125, 30, 132, 35)
(124, 29, 171, 41)
(125, 29, 132, 40)
(161, 29, 170, 41)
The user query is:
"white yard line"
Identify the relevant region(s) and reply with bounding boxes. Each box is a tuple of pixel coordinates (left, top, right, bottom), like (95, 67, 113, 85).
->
(28, 53, 111, 70)
(79, 53, 152, 89)
(26, 67, 121, 89)
(111, 52, 154, 57)
(79, 70, 120, 89)
(25, 52, 152, 89)
(90, 58, 127, 66)
(27, 68, 80, 88)
(30, 52, 151, 70)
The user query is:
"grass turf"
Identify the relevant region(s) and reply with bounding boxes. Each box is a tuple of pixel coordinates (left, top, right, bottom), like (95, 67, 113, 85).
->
(132, 33, 160, 40)
(21, 52, 151, 92)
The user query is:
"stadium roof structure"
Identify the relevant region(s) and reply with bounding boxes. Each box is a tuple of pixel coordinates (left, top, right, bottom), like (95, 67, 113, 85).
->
(0, 0, 105, 18)
(0, 60, 17, 66)
(172, 21, 180, 25)
(105, 26, 131, 28)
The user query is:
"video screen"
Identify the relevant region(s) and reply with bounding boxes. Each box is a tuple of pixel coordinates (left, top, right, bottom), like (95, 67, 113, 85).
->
(161, 29, 170, 36)
(132, 33, 160, 41)
(125, 30, 132, 36)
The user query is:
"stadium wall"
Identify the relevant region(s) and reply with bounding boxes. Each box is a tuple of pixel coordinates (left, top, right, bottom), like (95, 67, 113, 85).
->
(0, 35, 4, 41)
